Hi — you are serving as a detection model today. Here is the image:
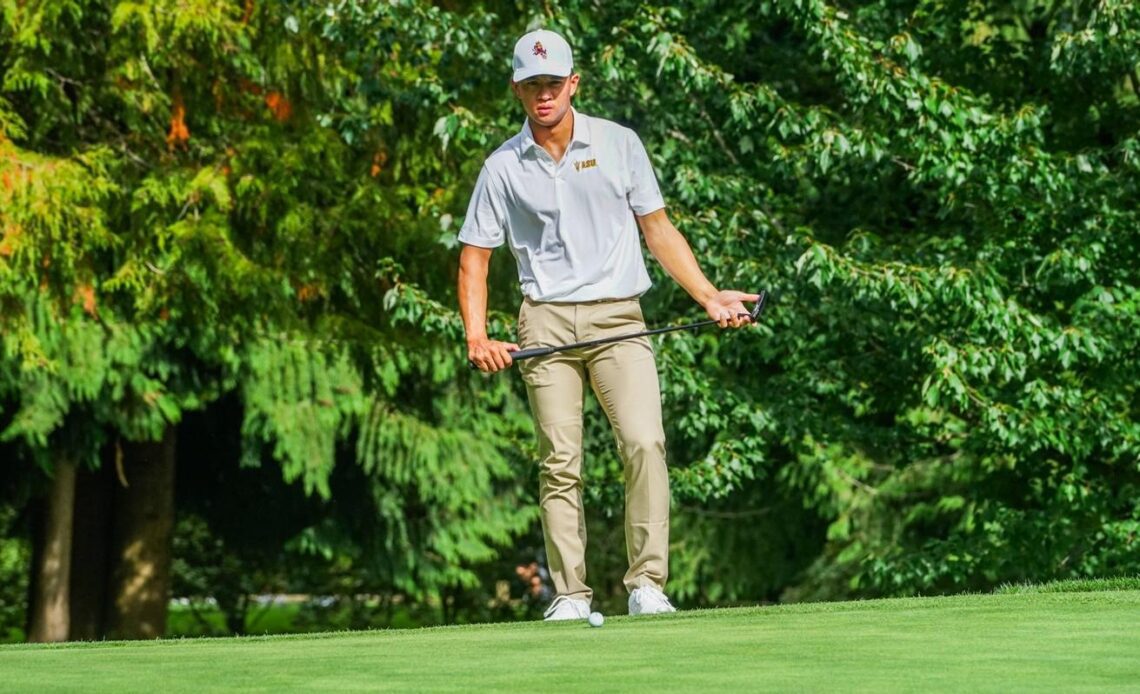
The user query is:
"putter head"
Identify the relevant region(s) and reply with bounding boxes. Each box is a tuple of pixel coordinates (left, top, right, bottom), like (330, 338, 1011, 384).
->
(749, 290, 767, 323)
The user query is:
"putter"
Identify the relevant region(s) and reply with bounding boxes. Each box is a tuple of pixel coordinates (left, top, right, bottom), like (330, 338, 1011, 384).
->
(469, 290, 767, 369)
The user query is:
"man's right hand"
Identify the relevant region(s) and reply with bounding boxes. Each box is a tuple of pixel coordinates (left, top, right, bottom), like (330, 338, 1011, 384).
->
(467, 337, 521, 373)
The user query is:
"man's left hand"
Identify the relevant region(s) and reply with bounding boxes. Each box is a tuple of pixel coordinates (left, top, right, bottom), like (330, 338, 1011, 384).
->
(703, 290, 761, 328)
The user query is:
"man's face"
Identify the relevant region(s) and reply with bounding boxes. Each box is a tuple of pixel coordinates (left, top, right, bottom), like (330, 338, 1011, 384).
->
(511, 74, 580, 128)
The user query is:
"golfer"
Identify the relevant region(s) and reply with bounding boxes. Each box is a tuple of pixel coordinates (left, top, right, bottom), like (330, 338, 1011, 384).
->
(458, 29, 759, 620)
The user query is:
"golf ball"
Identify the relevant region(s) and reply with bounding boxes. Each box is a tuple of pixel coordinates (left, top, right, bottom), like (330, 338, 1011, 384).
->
(588, 611, 604, 627)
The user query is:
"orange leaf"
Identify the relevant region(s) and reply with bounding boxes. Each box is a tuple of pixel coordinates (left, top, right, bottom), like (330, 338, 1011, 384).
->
(78, 284, 97, 316)
(166, 88, 190, 149)
(296, 283, 323, 302)
(264, 91, 292, 122)
(0, 223, 21, 256)
(370, 150, 388, 177)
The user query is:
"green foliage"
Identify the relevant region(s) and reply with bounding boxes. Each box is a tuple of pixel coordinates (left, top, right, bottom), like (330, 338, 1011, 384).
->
(0, 0, 540, 613)
(170, 512, 284, 636)
(379, 0, 1137, 600)
(0, 506, 29, 643)
(241, 340, 363, 497)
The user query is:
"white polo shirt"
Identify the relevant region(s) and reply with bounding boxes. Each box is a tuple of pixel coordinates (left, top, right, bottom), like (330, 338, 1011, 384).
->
(458, 109, 666, 302)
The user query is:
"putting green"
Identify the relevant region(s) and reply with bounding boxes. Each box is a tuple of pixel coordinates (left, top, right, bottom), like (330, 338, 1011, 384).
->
(2, 590, 1137, 692)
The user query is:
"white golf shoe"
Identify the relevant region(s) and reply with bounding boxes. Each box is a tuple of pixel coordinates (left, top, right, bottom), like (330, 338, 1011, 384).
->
(543, 595, 591, 621)
(628, 585, 677, 616)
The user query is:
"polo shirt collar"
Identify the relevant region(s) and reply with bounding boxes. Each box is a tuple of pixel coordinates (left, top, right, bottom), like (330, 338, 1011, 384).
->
(519, 108, 592, 157)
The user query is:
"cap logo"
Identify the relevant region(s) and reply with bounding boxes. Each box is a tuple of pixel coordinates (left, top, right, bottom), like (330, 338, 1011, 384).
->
(533, 41, 548, 59)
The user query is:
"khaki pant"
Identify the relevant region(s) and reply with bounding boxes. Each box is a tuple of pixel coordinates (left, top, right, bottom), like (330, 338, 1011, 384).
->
(517, 296, 669, 603)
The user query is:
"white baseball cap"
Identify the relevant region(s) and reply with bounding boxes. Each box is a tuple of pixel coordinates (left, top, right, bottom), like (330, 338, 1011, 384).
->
(512, 29, 573, 82)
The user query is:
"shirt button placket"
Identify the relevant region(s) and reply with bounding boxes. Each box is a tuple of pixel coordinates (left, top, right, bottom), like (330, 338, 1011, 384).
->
(553, 158, 564, 248)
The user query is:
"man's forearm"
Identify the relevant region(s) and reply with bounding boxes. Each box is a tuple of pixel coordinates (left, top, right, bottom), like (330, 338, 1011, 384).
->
(458, 244, 519, 372)
(640, 212, 718, 307)
(458, 247, 491, 341)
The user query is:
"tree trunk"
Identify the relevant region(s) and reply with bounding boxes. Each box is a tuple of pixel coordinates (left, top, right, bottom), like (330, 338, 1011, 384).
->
(105, 429, 177, 640)
(26, 458, 77, 643)
(69, 461, 115, 640)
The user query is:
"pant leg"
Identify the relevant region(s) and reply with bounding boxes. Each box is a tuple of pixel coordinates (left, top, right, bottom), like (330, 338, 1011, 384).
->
(517, 300, 592, 602)
(581, 299, 670, 592)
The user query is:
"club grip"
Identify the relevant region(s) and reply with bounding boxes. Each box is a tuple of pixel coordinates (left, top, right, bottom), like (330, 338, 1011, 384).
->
(509, 346, 556, 361)
(467, 345, 556, 370)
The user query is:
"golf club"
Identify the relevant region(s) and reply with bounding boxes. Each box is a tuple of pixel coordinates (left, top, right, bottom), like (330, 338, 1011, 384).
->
(469, 290, 767, 369)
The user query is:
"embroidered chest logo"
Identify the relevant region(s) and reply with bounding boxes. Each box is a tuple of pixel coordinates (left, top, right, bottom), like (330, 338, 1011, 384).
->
(533, 42, 547, 59)
(574, 158, 597, 172)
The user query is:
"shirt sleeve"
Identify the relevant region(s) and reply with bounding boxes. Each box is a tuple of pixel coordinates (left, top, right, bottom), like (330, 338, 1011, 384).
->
(457, 165, 506, 248)
(626, 130, 666, 216)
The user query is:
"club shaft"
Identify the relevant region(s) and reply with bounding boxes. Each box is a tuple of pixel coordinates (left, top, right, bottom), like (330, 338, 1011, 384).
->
(510, 318, 718, 361)
(467, 290, 766, 369)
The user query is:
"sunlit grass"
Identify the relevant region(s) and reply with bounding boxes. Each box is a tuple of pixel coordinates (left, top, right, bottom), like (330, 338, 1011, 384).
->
(2, 585, 1138, 692)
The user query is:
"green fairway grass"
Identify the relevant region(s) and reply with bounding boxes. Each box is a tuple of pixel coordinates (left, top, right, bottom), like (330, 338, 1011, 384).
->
(2, 590, 1138, 692)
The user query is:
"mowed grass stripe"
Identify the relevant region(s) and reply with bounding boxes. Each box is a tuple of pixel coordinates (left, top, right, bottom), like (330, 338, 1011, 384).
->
(2, 591, 1138, 692)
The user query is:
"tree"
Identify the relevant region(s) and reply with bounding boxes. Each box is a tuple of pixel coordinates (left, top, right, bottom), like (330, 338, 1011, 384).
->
(551, 0, 1139, 598)
(1, 0, 534, 639)
(381, 0, 1139, 600)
